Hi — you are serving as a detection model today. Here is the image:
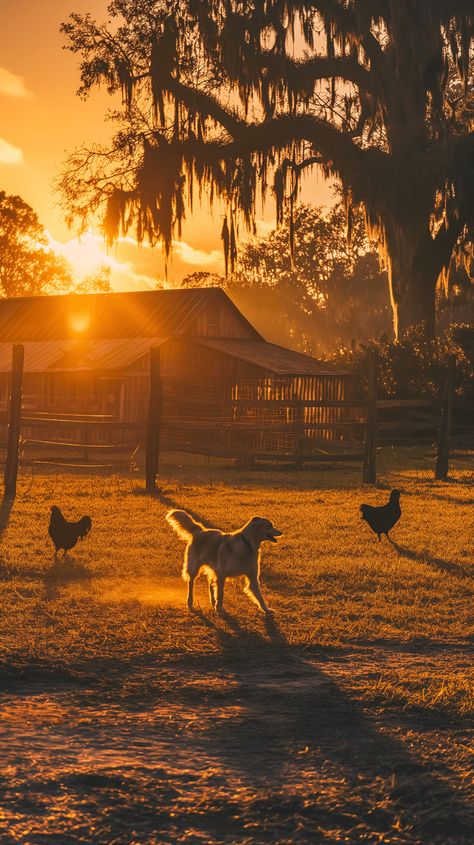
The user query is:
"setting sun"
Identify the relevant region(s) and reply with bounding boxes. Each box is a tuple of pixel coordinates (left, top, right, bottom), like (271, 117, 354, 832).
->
(69, 309, 91, 334)
(48, 231, 114, 281)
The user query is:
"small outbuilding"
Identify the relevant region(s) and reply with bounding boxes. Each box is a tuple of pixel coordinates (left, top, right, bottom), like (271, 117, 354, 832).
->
(0, 288, 351, 460)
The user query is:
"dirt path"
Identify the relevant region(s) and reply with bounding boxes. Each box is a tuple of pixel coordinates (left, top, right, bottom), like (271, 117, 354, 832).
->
(1, 617, 472, 845)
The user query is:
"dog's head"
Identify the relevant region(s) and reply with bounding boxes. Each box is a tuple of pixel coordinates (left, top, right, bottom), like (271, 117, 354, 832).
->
(246, 516, 283, 544)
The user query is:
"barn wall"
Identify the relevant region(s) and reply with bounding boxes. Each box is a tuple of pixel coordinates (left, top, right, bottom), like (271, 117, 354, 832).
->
(0, 339, 350, 458)
(160, 339, 268, 379)
(186, 301, 257, 339)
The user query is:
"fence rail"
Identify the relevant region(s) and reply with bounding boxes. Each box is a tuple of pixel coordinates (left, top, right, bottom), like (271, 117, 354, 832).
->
(1, 344, 473, 491)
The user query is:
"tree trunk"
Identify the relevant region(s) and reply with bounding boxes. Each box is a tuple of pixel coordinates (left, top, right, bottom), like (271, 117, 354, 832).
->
(386, 226, 439, 341)
(390, 263, 437, 340)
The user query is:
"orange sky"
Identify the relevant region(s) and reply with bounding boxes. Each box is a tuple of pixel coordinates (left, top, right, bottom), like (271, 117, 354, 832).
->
(0, 0, 333, 290)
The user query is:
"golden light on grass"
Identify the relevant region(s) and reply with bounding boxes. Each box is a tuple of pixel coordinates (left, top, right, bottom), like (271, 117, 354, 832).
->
(0, 461, 473, 842)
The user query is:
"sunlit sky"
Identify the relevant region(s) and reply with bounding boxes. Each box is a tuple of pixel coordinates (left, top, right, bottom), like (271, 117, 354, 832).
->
(0, 0, 333, 291)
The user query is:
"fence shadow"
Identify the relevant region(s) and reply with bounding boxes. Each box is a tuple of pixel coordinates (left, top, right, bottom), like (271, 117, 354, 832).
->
(0, 494, 14, 540)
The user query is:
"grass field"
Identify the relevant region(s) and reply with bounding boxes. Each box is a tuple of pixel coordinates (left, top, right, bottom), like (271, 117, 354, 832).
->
(0, 453, 473, 844)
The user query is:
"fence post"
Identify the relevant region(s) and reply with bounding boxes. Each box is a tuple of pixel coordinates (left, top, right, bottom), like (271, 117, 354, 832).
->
(145, 346, 162, 493)
(435, 355, 455, 481)
(4, 344, 25, 498)
(363, 349, 378, 484)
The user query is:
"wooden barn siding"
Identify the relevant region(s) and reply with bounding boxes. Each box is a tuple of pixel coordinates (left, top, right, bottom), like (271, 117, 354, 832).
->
(0, 341, 349, 456)
(158, 340, 349, 456)
(186, 302, 256, 338)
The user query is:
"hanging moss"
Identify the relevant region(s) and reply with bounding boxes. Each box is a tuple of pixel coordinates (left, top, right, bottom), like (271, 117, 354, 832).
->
(59, 1, 474, 337)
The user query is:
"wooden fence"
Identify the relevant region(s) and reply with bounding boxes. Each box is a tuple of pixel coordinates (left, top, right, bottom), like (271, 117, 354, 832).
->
(1, 345, 472, 494)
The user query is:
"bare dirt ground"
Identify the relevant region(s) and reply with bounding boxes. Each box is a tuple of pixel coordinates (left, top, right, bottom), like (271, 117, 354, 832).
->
(0, 454, 473, 844)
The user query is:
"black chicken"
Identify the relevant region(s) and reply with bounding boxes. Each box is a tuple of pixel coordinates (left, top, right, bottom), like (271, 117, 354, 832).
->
(49, 505, 92, 555)
(360, 489, 401, 541)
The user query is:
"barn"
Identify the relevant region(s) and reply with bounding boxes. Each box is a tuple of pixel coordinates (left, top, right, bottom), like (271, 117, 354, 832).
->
(0, 289, 351, 460)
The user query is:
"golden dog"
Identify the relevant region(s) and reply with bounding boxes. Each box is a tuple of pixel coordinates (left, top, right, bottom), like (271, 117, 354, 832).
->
(165, 509, 282, 614)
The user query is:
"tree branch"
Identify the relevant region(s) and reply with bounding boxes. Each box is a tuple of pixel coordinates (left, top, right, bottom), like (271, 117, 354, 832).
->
(164, 76, 244, 136)
(182, 113, 385, 187)
(260, 52, 374, 94)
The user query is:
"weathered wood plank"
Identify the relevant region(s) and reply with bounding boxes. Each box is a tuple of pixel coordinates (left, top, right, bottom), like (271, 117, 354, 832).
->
(4, 345, 24, 497)
(146, 347, 162, 493)
(363, 350, 378, 484)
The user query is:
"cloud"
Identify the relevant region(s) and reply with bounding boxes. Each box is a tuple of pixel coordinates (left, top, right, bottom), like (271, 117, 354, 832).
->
(172, 240, 222, 267)
(117, 234, 222, 267)
(0, 66, 32, 98)
(0, 137, 23, 164)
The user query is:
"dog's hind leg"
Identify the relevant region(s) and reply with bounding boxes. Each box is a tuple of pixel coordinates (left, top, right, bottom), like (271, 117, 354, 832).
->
(186, 576, 196, 611)
(245, 577, 273, 615)
(216, 576, 226, 614)
(208, 577, 217, 609)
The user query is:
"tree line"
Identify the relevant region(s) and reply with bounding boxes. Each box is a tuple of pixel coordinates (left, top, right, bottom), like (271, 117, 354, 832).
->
(0, 191, 111, 298)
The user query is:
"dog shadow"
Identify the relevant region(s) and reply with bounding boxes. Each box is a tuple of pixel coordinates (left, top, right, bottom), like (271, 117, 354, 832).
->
(165, 636, 473, 843)
(390, 540, 469, 578)
(192, 606, 287, 650)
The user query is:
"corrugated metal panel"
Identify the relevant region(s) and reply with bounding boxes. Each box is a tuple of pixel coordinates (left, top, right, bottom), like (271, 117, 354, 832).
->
(0, 288, 261, 342)
(0, 338, 165, 373)
(195, 338, 349, 376)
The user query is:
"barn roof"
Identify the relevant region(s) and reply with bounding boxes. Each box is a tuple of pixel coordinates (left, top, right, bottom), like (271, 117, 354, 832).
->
(0, 338, 165, 373)
(0, 336, 347, 377)
(0, 288, 261, 342)
(196, 339, 349, 376)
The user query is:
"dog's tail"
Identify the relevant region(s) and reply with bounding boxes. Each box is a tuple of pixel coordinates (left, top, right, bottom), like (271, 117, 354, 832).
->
(165, 509, 204, 542)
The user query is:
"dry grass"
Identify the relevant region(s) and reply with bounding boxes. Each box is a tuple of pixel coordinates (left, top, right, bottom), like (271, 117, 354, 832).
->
(0, 454, 473, 844)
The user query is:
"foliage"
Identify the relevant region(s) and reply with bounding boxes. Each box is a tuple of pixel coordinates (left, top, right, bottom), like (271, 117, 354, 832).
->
(185, 201, 392, 353)
(232, 202, 392, 352)
(0, 191, 72, 297)
(330, 325, 474, 399)
(60, 1, 474, 336)
(74, 265, 112, 294)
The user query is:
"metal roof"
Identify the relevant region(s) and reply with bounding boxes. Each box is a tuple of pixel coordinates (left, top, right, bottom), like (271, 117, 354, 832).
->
(0, 336, 347, 376)
(196, 339, 349, 376)
(0, 338, 164, 373)
(0, 288, 260, 342)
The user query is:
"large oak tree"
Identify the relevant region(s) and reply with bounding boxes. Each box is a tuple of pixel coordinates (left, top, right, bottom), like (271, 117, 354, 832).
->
(60, 1, 474, 338)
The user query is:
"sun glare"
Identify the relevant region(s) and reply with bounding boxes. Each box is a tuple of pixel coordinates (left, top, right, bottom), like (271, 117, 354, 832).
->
(69, 310, 91, 335)
(51, 231, 113, 281)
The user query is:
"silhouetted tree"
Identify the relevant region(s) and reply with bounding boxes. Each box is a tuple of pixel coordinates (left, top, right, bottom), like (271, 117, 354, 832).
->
(60, 2, 474, 338)
(74, 265, 112, 294)
(0, 191, 72, 297)
(184, 202, 392, 353)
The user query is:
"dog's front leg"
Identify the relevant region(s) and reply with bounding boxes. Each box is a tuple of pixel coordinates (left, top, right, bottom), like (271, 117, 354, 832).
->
(245, 577, 274, 615)
(187, 576, 195, 611)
